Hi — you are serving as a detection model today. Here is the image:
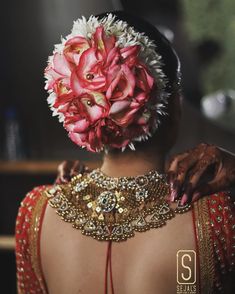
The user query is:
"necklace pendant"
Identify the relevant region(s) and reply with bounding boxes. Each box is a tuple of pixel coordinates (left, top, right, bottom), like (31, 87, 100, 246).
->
(83, 220, 96, 232)
(135, 188, 149, 202)
(134, 216, 149, 232)
(65, 209, 77, 221)
(95, 225, 111, 239)
(158, 203, 175, 220)
(112, 225, 123, 236)
(98, 214, 104, 221)
(97, 191, 117, 212)
(123, 223, 133, 234)
(149, 212, 166, 228)
(74, 181, 88, 192)
(135, 175, 149, 187)
(73, 216, 87, 228)
(49, 194, 62, 207)
(158, 203, 171, 214)
(57, 201, 69, 213)
(175, 200, 191, 213)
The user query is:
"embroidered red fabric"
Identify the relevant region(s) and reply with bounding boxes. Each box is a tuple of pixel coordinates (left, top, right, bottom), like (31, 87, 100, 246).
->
(207, 192, 235, 292)
(15, 186, 48, 293)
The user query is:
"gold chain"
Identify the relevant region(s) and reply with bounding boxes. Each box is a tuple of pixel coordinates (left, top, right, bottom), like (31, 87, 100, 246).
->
(45, 169, 191, 242)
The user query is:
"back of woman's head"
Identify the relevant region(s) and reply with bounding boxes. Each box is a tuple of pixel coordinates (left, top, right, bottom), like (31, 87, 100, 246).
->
(45, 11, 182, 154)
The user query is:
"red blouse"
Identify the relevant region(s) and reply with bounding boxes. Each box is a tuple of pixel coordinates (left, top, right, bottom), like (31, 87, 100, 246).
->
(15, 186, 235, 293)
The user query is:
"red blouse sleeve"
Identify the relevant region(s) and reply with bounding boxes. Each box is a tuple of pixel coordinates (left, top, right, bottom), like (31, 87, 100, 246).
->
(208, 191, 235, 291)
(193, 191, 235, 293)
(15, 186, 49, 294)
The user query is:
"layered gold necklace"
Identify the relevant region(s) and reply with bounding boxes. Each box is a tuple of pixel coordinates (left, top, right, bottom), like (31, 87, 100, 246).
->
(45, 169, 191, 242)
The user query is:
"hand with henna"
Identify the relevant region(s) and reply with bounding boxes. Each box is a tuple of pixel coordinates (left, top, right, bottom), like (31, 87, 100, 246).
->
(167, 143, 235, 205)
(55, 160, 89, 184)
(55, 143, 235, 205)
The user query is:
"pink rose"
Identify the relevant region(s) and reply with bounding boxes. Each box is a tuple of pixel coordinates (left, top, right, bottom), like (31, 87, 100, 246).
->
(106, 64, 136, 101)
(109, 92, 149, 127)
(93, 26, 116, 60)
(136, 63, 154, 92)
(45, 53, 72, 90)
(68, 120, 105, 152)
(70, 48, 107, 96)
(64, 36, 90, 65)
(120, 45, 140, 67)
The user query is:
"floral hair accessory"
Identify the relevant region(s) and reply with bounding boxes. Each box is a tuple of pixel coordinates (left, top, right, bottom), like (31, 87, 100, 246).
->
(45, 14, 168, 152)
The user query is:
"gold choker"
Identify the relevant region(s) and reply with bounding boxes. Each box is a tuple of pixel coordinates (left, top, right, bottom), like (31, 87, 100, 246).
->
(45, 169, 191, 242)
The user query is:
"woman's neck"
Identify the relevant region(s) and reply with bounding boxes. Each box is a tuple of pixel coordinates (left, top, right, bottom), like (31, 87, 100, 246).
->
(101, 150, 165, 177)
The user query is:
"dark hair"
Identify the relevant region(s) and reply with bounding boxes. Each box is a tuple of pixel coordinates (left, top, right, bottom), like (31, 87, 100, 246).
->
(97, 11, 181, 90)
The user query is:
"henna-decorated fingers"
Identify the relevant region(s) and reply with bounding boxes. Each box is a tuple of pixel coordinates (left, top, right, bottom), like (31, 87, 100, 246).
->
(179, 146, 223, 204)
(167, 143, 235, 205)
(70, 160, 84, 178)
(167, 153, 188, 180)
(55, 160, 91, 185)
(166, 145, 208, 200)
(167, 153, 189, 201)
(179, 158, 217, 205)
(169, 155, 198, 202)
(166, 143, 224, 204)
(55, 161, 74, 184)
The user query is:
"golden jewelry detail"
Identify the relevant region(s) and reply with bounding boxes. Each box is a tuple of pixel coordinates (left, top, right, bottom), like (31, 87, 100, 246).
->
(44, 169, 191, 242)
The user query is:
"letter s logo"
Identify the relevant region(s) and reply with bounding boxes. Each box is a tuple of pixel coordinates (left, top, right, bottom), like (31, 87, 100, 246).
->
(177, 250, 196, 285)
(181, 254, 192, 281)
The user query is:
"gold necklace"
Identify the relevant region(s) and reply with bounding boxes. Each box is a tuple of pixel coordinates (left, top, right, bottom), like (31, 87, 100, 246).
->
(45, 169, 191, 242)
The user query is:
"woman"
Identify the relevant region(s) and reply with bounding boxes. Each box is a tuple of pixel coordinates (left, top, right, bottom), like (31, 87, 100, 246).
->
(15, 11, 235, 294)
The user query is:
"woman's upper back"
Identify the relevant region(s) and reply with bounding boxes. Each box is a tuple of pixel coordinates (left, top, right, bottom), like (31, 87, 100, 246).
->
(40, 197, 195, 294)
(16, 184, 235, 294)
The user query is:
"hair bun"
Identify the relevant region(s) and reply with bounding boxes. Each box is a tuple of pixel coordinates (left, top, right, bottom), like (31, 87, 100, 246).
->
(45, 13, 177, 152)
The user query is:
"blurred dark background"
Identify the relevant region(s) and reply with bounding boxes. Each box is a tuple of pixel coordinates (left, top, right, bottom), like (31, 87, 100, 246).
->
(1, 0, 235, 293)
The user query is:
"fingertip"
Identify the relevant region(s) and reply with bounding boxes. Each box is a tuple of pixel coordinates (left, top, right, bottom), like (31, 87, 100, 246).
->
(54, 178, 61, 185)
(61, 160, 69, 169)
(170, 189, 177, 202)
(61, 176, 69, 183)
(180, 194, 188, 205)
(166, 195, 172, 203)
